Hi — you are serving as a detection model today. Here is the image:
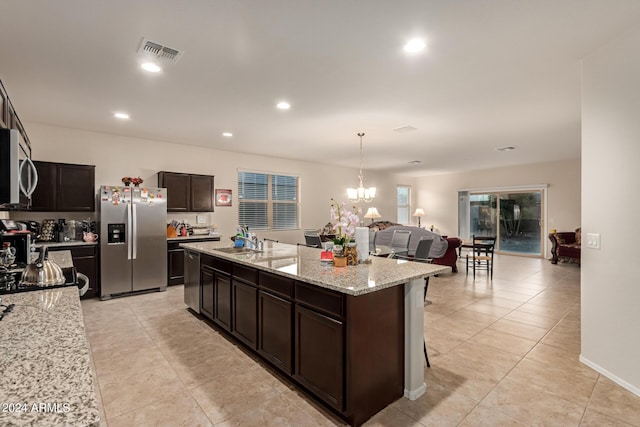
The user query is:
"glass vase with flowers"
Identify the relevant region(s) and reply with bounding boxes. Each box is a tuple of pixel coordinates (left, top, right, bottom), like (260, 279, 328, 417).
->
(330, 199, 361, 265)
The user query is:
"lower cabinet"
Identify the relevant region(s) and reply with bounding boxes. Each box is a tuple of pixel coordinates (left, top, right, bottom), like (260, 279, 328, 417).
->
(169, 237, 220, 286)
(195, 255, 404, 426)
(48, 244, 99, 299)
(213, 272, 232, 331)
(258, 290, 293, 374)
(200, 266, 215, 320)
(168, 245, 185, 286)
(232, 279, 258, 349)
(294, 305, 344, 410)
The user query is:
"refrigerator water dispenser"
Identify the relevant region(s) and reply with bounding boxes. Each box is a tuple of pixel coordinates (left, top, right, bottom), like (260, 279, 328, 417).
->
(107, 223, 125, 244)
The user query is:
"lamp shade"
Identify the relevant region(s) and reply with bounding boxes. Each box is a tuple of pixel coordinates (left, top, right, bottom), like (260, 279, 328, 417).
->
(413, 208, 425, 217)
(364, 207, 382, 219)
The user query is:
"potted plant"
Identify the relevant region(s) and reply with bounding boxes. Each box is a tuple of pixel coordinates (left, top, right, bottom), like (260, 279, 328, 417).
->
(329, 199, 361, 266)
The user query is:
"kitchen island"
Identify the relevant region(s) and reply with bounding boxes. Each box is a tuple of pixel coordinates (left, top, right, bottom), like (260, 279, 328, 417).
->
(0, 286, 100, 427)
(181, 240, 450, 426)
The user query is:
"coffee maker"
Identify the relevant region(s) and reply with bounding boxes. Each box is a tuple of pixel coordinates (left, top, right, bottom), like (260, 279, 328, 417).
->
(0, 232, 31, 266)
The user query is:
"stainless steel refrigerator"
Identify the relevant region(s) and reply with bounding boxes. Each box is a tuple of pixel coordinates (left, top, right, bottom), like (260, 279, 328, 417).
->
(99, 185, 167, 300)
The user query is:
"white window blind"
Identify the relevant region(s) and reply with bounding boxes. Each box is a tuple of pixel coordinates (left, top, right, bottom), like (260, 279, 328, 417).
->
(397, 185, 411, 225)
(238, 171, 299, 230)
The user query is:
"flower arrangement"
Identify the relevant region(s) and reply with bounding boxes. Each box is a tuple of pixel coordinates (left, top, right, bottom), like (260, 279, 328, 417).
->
(121, 176, 143, 186)
(329, 198, 361, 247)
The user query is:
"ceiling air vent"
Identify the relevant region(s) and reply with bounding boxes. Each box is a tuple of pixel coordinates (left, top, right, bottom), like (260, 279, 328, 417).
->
(393, 125, 417, 133)
(137, 38, 183, 63)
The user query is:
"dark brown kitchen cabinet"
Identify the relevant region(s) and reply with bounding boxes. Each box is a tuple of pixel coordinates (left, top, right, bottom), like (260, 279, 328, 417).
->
(258, 290, 293, 374)
(190, 174, 214, 211)
(0, 82, 7, 128)
(6, 99, 16, 129)
(294, 304, 345, 411)
(158, 172, 189, 212)
(201, 255, 232, 326)
(30, 162, 56, 211)
(200, 266, 215, 320)
(168, 244, 185, 286)
(214, 272, 232, 331)
(194, 254, 404, 426)
(168, 237, 220, 286)
(31, 161, 95, 212)
(232, 279, 258, 349)
(158, 171, 214, 212)
(48, 244, 99, 299)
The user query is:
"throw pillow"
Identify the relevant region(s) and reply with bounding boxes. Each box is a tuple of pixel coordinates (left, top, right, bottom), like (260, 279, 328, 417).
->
(554, 234, 566, 244)
(575, 228, 581, 244)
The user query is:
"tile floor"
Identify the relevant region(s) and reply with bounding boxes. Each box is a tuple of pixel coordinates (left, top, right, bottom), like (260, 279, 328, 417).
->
(81, 254, 640, 426)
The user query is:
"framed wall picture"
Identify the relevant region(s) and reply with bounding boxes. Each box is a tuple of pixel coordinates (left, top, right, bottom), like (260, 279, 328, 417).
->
(215, 189, 232, 206)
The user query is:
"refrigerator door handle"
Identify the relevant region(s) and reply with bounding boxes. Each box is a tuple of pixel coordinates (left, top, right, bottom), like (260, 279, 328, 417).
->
(127, 203, 133, 260)
(132, 203, 138, 260)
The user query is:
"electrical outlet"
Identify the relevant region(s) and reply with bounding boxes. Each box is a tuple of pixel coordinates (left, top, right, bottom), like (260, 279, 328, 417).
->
(586, 233, 601, 249)
(196, 215, 206, 224)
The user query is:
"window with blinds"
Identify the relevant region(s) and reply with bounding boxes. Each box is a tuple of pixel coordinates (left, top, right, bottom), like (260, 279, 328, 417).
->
(238, 171, 299, 230)
(397, 185, 411, 225)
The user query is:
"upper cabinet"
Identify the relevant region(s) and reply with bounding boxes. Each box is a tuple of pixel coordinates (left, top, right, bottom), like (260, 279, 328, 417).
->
(0, 82, 7, 128)
(31, 161, 96, 212)
(158, 171, 214, 212)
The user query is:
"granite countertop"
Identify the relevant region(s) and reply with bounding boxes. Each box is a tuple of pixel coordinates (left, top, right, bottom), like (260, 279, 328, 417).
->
(0, 287, 100, 426)
(33, 241, 98, 249)
(181, 240, 450, 296)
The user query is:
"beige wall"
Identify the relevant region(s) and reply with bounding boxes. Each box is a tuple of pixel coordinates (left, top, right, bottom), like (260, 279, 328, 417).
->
(18, 122, 410, 244)
(414, 159, 581, 253)
(581, 23, 640, 395)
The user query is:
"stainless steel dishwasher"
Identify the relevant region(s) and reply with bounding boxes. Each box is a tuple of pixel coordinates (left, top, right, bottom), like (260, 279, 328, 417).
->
(184, 249, 200, 313)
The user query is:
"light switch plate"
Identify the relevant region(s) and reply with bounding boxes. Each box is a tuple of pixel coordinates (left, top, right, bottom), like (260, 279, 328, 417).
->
(196, 215, 206, 224)
(586, 233, 601, 249)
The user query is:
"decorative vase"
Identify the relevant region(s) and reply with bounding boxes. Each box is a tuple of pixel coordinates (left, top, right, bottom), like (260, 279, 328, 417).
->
(333, 256, 347, 267)
(345, 242, 358, 266)
(332, 245, 344, 257)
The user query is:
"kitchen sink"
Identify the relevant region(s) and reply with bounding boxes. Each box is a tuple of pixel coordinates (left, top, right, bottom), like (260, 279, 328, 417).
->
(214, 247, 262, 254)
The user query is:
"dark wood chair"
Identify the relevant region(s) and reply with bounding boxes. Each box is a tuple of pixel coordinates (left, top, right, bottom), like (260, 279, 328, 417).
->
(466, 235, 496, 279)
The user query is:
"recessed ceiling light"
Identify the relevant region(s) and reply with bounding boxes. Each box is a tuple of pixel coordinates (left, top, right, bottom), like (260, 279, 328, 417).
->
(496, 146, 517, 152)
(408, 160, 422, 164)
(222, 132, 233, 137)
(276, 101, 291, 110)
(141, 62, 162, 73)
(114, 112, 130, 119)
(403, 38, 426, 53)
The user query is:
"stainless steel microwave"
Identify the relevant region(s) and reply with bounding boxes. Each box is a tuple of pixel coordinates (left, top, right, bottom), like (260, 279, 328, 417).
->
(0, 129, 38, 208)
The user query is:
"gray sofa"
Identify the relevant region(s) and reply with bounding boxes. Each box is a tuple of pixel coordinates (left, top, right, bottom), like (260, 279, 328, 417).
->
(373, 226, 448, 258)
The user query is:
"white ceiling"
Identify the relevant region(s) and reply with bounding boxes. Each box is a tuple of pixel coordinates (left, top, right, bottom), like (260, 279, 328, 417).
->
(2, 1, 640, 176)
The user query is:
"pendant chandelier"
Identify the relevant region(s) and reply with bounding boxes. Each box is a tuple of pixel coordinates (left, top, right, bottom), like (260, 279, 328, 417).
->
(347, 132, 376, 203)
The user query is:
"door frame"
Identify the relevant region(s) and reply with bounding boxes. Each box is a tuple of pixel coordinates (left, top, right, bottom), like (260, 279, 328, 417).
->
(458, 184, 548, 257)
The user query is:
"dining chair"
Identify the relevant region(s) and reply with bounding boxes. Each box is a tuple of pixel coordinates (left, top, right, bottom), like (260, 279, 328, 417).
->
(389, 229, 411, 256)
(466, 235, 496, 279)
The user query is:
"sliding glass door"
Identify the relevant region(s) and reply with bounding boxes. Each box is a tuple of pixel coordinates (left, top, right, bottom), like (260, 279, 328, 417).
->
(467, 190, 544, 256)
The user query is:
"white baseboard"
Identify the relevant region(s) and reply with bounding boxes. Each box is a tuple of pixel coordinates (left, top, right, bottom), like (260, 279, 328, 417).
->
(404, 382, 427, 400)
(579, 354, 640, 397)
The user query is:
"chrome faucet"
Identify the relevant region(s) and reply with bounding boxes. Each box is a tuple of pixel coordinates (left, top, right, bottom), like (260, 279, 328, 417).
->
(236, 233, 262, 251)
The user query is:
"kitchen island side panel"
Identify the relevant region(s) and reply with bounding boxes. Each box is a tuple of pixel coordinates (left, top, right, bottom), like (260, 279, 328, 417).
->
(345, 285, 404, 426)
